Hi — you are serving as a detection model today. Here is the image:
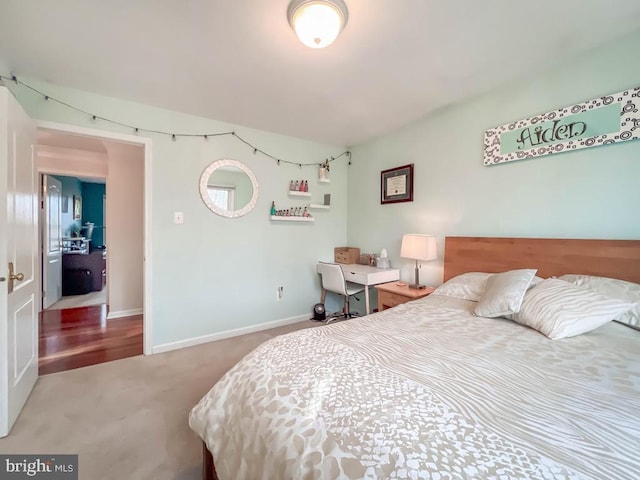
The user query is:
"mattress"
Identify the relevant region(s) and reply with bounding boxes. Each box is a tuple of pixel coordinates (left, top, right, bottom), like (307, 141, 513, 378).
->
(189, 294, 640, 479)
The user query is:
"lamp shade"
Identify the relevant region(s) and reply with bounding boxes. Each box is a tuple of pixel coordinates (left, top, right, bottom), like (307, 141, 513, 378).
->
(400, 234, 437, 261)
(288, 0, 348, 49)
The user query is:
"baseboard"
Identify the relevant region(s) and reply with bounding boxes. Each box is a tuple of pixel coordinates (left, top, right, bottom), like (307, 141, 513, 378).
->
(107, 308, 143, 320)
(152, 313, 310, 354)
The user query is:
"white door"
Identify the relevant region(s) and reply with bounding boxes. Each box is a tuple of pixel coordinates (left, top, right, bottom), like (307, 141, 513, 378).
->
(0, 86, 39, 437)
(42, 175, 62, 309)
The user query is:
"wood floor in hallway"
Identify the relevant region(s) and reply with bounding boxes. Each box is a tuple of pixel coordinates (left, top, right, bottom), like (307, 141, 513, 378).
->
(39, 305, 143, 375)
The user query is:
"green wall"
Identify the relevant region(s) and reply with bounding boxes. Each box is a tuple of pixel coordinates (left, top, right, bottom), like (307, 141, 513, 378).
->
(9, 79, 348, 348)
(81, 182, 105, 247)
(348, 29, 640, 295)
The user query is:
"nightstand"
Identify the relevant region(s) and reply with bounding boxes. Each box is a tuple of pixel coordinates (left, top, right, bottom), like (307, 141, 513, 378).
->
(375, 282, 435, 311)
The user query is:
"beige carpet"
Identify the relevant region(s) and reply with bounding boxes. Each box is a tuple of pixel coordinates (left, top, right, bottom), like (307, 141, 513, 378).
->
(47, 288, 107, 310)
(0, 320, 321, 480)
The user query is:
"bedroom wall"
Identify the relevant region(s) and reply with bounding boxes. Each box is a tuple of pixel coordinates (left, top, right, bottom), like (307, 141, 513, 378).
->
(347, 29, 640, 292)
(8, 79, 348, 349)
(104, 141, 144, 318)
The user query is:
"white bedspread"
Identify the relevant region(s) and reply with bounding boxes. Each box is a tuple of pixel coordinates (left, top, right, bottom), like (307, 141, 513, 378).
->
(189, 295, 640, 480)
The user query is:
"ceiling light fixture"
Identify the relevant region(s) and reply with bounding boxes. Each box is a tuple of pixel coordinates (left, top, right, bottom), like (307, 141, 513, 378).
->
(287, 0, 349, 49)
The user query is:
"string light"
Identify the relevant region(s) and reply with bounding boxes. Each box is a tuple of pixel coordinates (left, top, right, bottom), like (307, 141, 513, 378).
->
(0, 74, 351, 169)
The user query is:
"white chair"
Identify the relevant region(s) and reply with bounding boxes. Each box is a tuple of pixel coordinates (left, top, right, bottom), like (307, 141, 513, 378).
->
(318, 261, 365, 323)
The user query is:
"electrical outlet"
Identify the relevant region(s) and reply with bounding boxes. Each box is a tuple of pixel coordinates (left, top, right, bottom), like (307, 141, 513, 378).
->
(174, 211, 184, 224)
(277, 286, 284, 301)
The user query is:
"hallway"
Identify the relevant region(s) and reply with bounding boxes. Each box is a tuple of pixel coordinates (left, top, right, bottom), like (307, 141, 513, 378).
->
(39, 306, 143, 375)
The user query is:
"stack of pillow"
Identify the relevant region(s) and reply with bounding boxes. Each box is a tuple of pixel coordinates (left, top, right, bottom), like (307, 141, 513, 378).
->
(433, 270, 639, 339)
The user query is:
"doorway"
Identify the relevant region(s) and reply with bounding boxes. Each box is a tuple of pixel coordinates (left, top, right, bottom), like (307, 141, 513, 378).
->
(43, 174, 107, 311)
(36, 125, 150, 374)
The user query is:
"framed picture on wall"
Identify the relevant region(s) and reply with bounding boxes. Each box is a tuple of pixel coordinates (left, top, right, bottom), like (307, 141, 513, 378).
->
(73, 195, 82, 220)
(381, 164, 414, 204)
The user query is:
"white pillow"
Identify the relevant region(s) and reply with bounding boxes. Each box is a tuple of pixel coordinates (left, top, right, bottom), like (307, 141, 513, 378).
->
(513, 278, 636, 339)
(559, 274, 640, 329)
(433, 272, 493, 302)
(474, 269, 537, 318)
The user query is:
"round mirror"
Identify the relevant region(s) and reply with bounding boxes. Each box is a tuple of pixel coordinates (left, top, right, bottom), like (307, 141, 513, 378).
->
(199, 159, 259, 218)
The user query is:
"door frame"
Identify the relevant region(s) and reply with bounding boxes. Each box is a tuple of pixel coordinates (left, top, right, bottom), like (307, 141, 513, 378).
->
(41, 174, 63, 309)
(36, 120, 153, 355)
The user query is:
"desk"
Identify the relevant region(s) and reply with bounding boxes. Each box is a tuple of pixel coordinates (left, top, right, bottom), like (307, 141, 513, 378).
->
(317, 263, 400, 315)
(62, 237, 90, 254)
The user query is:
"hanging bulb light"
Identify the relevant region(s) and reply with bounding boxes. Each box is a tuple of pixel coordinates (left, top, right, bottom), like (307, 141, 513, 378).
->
(287, 0, 349, 49)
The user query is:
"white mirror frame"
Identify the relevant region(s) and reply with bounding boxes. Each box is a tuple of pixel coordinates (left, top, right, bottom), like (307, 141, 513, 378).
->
(199, 159, 259, 218)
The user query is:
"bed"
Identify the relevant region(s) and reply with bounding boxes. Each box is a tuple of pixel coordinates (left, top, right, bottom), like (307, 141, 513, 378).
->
(189, 237, 640, 480)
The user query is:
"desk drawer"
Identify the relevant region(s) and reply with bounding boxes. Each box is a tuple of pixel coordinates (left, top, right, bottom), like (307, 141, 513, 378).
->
(343, 270, 367, 284)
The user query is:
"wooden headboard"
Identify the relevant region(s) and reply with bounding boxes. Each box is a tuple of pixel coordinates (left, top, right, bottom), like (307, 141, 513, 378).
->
(443, 237, 640, 284)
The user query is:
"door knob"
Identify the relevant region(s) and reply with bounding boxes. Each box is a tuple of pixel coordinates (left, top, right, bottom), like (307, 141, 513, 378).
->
(8, 262, 24, 294)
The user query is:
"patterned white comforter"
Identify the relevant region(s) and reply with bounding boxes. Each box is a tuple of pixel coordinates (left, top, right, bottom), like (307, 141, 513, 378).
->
(189, 295, 640, 480)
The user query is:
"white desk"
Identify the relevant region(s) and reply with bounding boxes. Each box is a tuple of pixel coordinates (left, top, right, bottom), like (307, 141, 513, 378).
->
(317, 262, 400, 315)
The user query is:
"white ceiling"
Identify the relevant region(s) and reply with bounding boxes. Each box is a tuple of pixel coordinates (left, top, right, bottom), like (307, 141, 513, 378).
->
(2, 1, 640, 147)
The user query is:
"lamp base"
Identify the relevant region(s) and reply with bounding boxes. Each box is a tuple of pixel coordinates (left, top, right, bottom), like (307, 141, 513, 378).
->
(410, 263, 426, 290)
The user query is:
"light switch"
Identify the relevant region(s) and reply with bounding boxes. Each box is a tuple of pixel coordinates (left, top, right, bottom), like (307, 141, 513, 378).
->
(174, 211, 184, 224)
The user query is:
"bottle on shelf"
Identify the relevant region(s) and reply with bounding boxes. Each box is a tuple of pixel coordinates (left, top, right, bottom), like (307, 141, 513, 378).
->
(294, 180, 299, 191)
(303, 180, 308, 192)
(289, 180, 295, 191)
(270, 201, 276, 215)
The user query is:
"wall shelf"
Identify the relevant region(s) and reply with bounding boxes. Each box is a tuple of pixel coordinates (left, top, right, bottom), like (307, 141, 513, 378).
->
(309, 204, 329, 210)
(288, 191, 311, 198)
(270, 215, 314, 222)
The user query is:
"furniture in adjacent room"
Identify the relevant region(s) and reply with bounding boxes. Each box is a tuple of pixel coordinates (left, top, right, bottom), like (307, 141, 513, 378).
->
(62, 236, 90, 255)
(317, 261, 366, 322)
(62, 250, 106, 293)
(317, 262, 399, 314)
(375, 281, 435, 311)
(61, 268, 93, 296)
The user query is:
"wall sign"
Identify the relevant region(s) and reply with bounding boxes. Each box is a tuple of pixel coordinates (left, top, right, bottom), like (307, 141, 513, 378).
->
(484, 87, 640, 166)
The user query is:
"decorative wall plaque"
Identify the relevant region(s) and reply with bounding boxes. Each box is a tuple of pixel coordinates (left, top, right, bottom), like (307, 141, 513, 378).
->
(484, 87, 640, 166)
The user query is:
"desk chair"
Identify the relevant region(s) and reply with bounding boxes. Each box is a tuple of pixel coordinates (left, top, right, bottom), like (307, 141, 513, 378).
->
(318, 261, 365, 323)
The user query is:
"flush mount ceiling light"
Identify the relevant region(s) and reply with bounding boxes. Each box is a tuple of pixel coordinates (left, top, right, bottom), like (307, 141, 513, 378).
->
(287, 0, 349, 49)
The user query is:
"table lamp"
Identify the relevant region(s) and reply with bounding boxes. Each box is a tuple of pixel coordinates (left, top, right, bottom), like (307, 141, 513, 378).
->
(400, 234, 437, 289)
